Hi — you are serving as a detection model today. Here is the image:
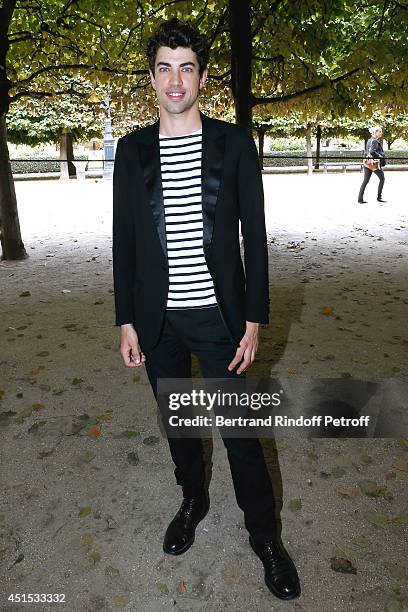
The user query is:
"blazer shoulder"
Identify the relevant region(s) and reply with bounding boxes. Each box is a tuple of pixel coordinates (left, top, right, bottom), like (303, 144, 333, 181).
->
(116, 122, 158, 147)
(207, 117, 256, 152)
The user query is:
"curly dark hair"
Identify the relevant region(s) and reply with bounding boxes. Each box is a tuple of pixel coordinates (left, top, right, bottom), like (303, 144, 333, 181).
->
(146, 17, 210, 76)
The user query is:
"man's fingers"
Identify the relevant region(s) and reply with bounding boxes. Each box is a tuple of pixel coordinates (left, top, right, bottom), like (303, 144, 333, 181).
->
(131, 350, 146, 366)
(236, 348, 253, 374)
(236, 342, 258, 374)
(121, 343, 146, 368)
(228, 345, 245, 371)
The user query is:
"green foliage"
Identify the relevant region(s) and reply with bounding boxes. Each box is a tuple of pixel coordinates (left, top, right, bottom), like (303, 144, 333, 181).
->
(2, 1, 408, 140)
(6, 77, 104, 145)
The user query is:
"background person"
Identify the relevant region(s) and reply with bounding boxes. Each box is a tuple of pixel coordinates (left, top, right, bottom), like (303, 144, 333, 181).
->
(358, 126, 386, 203)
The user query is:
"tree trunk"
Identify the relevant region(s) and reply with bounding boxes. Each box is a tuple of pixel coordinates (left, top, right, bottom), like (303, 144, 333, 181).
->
(229, 0, 252, 135)
(306, 124, 313, 175)
(0, 113, 28, 260)
(315, 125, 322, 170)
(60, 132, 76, 179)
(257, 127, 265, 169)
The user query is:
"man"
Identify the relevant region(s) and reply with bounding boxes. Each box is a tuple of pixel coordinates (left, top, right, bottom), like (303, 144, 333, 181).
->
(112, 17, 300, 601)
(358, 126, 386, 203)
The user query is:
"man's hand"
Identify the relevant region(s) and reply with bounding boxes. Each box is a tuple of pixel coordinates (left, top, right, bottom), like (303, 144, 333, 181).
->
(120, 323, 146, 367)
(228, 321, 260, 375)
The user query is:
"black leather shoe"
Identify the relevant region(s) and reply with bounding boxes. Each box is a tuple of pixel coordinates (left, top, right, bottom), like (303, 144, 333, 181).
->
(163, 489, 209, 555)
(377, 197, 386, 202)
(249, 535, 301, 600)
(358, 199, 367, 203)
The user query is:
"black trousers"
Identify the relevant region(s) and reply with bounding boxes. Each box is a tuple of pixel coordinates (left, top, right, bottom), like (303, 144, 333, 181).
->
(143, 305, 277, 541)
(358, 166, 385, 200)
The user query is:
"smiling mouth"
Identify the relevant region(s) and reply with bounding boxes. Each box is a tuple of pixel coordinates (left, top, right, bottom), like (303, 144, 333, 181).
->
(166, 92, 185, 99)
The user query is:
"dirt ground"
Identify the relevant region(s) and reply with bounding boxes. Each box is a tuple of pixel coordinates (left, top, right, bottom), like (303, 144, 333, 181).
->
(0, 170, 407, 612)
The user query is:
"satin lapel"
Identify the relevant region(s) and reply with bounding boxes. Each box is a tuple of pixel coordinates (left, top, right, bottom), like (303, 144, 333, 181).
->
(201, 112, 225, 256)
(137, 121, 167, 263)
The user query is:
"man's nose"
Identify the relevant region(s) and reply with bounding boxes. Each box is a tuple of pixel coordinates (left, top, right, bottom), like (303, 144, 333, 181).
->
(169, 69, 183, 86)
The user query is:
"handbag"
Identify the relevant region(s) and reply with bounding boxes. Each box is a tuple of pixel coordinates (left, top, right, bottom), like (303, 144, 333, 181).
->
(363, 155, 379, 171)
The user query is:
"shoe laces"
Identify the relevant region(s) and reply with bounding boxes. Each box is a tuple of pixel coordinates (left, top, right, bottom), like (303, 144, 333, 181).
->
(176, 496, 201, 523)
(259, 540, 293, 574)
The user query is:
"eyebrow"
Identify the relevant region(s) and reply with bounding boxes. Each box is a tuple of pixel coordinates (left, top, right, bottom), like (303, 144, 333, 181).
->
(156, 61, 196, 68)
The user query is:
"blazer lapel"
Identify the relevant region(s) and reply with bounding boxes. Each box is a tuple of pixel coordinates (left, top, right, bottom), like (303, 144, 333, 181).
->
(137, 112, 225, 264)
(137, 119, 167, 263)
(200, 111, 225, 257)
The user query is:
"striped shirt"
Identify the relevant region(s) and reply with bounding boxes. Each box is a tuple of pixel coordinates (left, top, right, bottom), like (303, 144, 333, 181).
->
(159, 127, 218, 310)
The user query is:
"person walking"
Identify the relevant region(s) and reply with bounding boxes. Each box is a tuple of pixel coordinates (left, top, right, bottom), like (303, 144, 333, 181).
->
(358, 126, 386, 203)
(112, 17, 300, 601)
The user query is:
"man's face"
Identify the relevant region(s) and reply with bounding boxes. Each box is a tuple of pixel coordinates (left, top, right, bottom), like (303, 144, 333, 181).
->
(149, 46, 207, 116)
(374, 128, 383, 139)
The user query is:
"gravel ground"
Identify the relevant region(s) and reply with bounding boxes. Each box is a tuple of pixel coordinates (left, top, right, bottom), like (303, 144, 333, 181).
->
(0, 170, 407, 612)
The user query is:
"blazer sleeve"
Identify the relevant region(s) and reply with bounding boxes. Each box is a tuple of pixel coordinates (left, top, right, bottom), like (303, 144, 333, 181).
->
(237, 133, 269, 324)
(112, 137, 135, 326)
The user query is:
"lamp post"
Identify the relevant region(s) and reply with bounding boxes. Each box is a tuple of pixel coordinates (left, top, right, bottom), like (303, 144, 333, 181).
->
(103, 93, 114, 180)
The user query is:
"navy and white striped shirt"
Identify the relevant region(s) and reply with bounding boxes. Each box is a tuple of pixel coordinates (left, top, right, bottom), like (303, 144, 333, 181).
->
(159, 127, 218, 310)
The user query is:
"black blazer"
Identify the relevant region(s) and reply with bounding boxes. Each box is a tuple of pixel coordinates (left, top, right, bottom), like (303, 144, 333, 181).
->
(112, 110, 269, 351)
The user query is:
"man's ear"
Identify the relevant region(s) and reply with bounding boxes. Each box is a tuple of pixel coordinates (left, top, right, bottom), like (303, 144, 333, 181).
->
(199, 67, 208, 89)
(148, 68, 156, 89)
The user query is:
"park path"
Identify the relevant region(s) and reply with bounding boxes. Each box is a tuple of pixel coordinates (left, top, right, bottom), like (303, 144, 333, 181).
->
(0, 172, 407, 611)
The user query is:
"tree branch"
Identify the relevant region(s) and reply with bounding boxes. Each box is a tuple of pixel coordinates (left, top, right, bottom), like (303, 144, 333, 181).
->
(252, 67, 361, 106)
(14, 64, 148, 87)
(9, 85, 88, 103)
(252, 54, 284, 63)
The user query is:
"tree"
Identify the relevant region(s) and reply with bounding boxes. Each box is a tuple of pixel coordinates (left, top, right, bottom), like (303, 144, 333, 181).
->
(0, 0, 148, 260)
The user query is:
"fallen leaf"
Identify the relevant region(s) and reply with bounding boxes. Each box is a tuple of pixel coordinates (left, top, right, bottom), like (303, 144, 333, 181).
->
(142, 436, 159, 446)
(72, 377, 83, 385)
(358, 479, 388, 498)
(32, 403, 45, 411)
(392, 457, 408, 472)
(89, 551, 101, 564)
(366, 510, 389, 528)
(331, 466, 346, 478)
(112, 595, 129, 608)
(8, 553, 24, 569)
(19, 291, 31, 297)
(120, 430, 139, 439)
(127, 451, 139, 466)
(105, 565, 120, 577)
(81, 451, 96, 463)
(396, 439, 408, 451)
(99, 414, 112, 422)
(78, 506, 92, 518)
(288, 498, 302, 512)
(336, 488, 359, 498)
(87, 424, 102, 438)
(156, 583, 169, 595)
(82, 534, 93, 546)
(321, 306, 334, 315)
(330, 557, 356, 574)
(28, 421, 46, 433)
(178, 579, 187, 594)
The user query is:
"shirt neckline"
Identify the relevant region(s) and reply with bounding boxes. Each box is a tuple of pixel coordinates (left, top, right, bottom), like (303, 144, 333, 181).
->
(159, 127, 202, 138)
